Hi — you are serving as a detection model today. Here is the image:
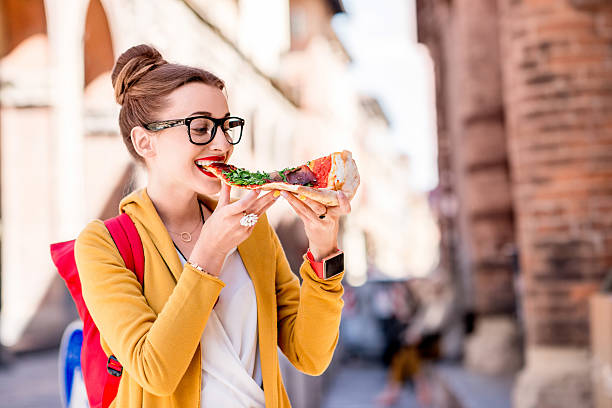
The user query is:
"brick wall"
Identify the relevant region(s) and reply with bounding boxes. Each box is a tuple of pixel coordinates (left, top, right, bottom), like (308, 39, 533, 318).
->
(417, 0, 516, 317)
(417, 0, 457, 289)
(498, 0, 612, 346)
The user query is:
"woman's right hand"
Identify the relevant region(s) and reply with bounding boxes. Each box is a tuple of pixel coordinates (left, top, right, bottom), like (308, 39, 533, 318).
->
(188, 183, 279, 276)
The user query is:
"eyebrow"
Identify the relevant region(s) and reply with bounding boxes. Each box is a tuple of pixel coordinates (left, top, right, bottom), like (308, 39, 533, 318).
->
(189, 111, 231, 118)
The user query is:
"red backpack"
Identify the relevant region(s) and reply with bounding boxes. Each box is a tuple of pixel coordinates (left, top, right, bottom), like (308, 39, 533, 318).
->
(50, 213, 144, 408)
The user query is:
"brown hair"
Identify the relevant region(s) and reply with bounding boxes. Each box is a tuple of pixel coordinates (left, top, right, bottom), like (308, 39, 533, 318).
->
(111, 44, 225, 163)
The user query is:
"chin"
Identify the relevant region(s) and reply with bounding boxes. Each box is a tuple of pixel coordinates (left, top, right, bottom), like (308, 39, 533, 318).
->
(194, 178, 222, 196)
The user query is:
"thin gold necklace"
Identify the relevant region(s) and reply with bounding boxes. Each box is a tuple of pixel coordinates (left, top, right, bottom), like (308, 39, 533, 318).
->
(166, 202, 205, 243)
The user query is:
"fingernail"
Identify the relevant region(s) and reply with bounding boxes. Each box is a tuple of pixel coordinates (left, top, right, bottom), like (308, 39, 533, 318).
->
(298, 194, 306, 201)
(280, 191, 288, 198)
(273, 191, 281, 198)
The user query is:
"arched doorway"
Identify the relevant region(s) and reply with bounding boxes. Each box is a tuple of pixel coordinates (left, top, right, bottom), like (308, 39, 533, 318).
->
(0, 0, 54, 349)
(82, 0, 137, 220)
(84, 0, 114, 89)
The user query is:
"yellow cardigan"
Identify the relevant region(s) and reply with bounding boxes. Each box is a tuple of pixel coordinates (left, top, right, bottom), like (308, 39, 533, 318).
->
(74, 188, 345, 407)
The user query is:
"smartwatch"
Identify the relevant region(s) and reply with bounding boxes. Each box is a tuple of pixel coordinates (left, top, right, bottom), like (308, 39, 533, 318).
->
(322, 250, 344, 279)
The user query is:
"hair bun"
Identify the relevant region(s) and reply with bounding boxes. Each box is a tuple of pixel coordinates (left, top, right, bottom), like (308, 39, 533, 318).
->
(111, 44, 167, 105)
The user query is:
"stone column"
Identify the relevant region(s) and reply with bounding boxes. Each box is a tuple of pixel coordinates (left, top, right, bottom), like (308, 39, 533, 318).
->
(0, 0, 90, 348)
(417, 0, 520, 373)
(0, 0, 58, 348)
(498, 1, 612, 406)
(45, 0, 89, 240)
(416, 0, 464, 360)
(451, 0, 520, 375)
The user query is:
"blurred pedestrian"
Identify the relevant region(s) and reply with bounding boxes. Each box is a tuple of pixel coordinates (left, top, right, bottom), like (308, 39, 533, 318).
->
(375, 281, 422, 406)
(376, 278, 450, 407)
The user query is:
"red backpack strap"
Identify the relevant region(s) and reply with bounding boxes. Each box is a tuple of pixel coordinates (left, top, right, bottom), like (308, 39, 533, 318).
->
(101, 213, 144, 408)
(104, 213, 144, 287)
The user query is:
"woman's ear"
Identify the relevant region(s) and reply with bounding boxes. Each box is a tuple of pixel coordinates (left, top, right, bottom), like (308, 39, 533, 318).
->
(131, 126, 156, 160)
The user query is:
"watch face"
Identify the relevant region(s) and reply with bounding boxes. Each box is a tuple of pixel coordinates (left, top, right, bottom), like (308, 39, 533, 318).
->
(324, 252, 344, 279)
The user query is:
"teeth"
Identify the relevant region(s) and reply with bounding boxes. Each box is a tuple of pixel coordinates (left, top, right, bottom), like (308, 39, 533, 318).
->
(195, 160, 223, 167)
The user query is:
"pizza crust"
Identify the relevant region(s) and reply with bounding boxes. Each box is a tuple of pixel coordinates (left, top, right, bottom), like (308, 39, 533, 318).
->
(296, 185, 343, 206)
(333, 150, 360, 201)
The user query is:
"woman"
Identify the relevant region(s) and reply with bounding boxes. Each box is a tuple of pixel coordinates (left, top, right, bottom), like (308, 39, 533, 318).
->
(75, 44, 349, 407)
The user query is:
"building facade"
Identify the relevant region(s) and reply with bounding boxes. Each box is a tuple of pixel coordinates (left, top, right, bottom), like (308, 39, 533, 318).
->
(1, 0, 305, 350)
(417, 0, 612, 406)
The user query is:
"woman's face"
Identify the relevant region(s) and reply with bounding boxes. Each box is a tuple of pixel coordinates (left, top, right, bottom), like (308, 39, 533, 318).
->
(146, 82, 234, 196)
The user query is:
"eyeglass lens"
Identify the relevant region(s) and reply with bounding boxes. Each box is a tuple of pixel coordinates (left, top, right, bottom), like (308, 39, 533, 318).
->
(189, 117, 243, 145)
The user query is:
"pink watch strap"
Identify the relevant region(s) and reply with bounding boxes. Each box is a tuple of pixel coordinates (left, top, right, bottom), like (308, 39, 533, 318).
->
(306, 250, 325, 279)
(306, 248, 340, 279)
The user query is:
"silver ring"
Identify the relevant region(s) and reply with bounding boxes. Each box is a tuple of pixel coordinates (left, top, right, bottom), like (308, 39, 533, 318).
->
(240, 212, 259, 227)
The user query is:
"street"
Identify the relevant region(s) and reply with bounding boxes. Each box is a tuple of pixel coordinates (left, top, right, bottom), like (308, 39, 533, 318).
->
(0, 350, 62, 408)
(322, 359, 418, 408)
(0, 350, 417, 408)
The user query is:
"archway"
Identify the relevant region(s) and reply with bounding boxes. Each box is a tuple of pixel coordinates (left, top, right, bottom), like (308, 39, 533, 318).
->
(83, 0, 115, 112)
(0, 0, 53, 348)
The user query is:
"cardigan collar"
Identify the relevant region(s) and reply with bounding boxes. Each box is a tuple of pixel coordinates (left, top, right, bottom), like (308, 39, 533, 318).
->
(118, 188, 266, 285)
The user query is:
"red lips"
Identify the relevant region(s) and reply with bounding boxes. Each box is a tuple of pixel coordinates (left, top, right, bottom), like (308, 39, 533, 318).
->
(194, 155, 225, 178)
(198, 168, 216, 178)
(195, 155, 225, 162)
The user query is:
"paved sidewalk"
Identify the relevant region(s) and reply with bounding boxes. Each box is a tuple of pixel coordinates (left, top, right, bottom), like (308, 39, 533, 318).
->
(433, 363, 514, 408)
(321, 360, 419, 408)
(0, 349, 422, 408)
(0, 349, 61, 408)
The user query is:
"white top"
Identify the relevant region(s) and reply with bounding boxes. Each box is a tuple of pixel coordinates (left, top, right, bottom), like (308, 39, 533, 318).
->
(175, 246, 264, 407)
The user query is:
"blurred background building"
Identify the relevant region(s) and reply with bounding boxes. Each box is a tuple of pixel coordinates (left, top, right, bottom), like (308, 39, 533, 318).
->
(3, 0, 611, 408)
(417, 1, 612, 407)
(0, 0, 439, 407)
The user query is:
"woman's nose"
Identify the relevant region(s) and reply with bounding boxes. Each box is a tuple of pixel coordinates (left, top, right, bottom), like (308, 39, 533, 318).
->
(208, 127, 232, 152)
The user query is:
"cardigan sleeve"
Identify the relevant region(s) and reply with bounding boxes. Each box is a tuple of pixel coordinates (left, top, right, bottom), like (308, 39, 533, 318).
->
(271, 223, 345, 376)
(74, 219, 224, 396)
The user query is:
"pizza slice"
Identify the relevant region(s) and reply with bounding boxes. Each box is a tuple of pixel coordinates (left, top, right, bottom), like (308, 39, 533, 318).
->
(199, 150, 360, 206)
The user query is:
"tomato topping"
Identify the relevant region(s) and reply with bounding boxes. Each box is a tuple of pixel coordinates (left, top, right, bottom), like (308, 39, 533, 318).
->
(310, 157, 331, 188)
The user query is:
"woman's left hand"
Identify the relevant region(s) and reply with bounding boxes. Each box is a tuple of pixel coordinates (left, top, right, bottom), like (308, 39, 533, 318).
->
(280, 190, 351, 261)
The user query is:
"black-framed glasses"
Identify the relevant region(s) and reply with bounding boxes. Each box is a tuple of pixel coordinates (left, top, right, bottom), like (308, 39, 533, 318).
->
(144, 115, 245, 145)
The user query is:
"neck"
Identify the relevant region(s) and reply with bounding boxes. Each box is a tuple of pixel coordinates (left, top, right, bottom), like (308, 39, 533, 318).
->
(146, 182, 202, 232)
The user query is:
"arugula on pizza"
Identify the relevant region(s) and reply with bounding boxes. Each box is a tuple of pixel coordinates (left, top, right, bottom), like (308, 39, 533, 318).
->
(197, 150, 360, 206)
